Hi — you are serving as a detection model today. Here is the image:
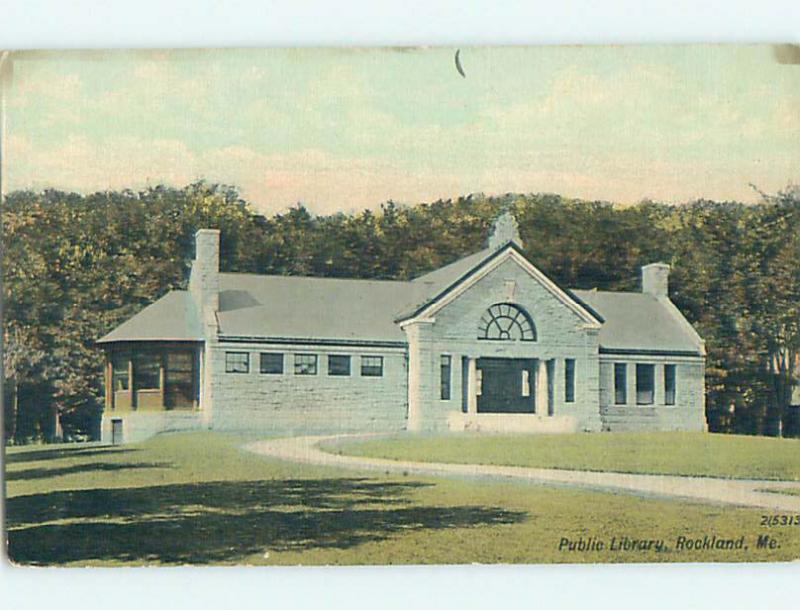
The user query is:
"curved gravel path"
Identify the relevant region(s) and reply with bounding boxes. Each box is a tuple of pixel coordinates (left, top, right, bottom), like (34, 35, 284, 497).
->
(246, 434, 800, 511)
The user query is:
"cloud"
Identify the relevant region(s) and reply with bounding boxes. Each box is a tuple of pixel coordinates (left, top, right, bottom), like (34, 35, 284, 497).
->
(771, 98, 800, 137)
(7, 71, 82, 108)
(3, 49, 798, 211)
(7, 131, 792, 213)
(5, 134, 196, 195)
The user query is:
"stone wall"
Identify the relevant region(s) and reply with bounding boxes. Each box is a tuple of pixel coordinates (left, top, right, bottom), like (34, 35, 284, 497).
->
(598, 356, 706, 431)
(100, 411, 205, 444)
(210, 342, 408, 434)
(408, 257, 603, 432)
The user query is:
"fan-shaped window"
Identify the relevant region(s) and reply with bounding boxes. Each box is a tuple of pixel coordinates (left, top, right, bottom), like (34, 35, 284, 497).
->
(478, 303, 536, 341)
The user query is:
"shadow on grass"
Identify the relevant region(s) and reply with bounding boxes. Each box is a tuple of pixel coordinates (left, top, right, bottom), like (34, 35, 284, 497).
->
(6, 462, 173, 481)
(5, 446, 138, 464)
(7, 478, 526, 565)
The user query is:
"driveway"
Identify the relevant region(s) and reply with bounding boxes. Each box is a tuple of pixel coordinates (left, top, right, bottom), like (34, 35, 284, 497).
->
(246, 435, 800, 511)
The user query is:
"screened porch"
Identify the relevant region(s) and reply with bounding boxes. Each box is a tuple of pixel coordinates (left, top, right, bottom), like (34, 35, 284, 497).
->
(104, 342, 201, 412)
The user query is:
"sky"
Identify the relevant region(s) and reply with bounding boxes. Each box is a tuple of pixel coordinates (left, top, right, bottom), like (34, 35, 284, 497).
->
(2, 45, 798, 214)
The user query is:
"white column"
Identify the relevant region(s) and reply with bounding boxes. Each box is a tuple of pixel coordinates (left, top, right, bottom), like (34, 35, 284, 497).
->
(199, 344, 214, 427)
(406, 325, 423, 431)
(654, 363, 664, 406)
(628, 362, 637, 406)
(467, 358, 478, 415)
(537, 359, 550, 416)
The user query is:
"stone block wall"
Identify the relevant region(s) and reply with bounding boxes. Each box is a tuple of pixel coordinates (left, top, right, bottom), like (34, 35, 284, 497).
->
(210, 342, 409, 434)
(100, 410, 205, 444)
(409, 257, 603, 432)
(189, 229, 220, 319)
(599, 357, 706, 431)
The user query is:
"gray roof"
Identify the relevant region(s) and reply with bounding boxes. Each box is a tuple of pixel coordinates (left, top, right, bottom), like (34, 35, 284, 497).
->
(99, 246, 703, 354)
(395, 246, 494, 320)
(398, 242, 604, 326)
(572, 289, 702, 353)
(97, 291, 203, 344)
(217, 273, 416, 343)
(412, 247, 494, 290)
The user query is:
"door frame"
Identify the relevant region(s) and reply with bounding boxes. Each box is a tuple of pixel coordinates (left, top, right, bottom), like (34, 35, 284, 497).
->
(474, 357, 537, 414)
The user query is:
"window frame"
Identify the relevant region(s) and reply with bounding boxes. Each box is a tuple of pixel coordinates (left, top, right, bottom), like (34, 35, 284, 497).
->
(328, 354, 352, 377)
(636, 363, 655, 406)
(111, 352, 130, 391)
(664, 364, 677, 406)
(477, 302, 537, 342)
(133, 351, 162, 390)
(225, 351, 250, 374)
(294, 353, 318, 376)
(440, 355, 452, 400)
(259, 352, 284, 375)
(360, 355, 384, 377)
(614, 362, 627, 405)
(164, 349, 198, 409)
(521, 369, 531, 398)
(564, 358, 576, 403)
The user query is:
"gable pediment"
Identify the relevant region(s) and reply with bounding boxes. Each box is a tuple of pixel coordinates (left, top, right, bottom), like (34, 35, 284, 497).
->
(396, 243, 603, 328)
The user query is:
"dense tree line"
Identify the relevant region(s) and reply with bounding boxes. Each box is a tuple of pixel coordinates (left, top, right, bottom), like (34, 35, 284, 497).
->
(3, 182, 799, 442)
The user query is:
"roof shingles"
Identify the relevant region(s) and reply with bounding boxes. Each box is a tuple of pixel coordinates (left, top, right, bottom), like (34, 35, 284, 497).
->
(97, 291, 203, 344)
(99, 247, 703, 354)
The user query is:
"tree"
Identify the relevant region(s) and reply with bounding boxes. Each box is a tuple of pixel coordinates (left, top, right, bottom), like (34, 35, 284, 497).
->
(740, 186, 800, 436)
(4, 182, 799, 441)
(3, 325, 51, 441)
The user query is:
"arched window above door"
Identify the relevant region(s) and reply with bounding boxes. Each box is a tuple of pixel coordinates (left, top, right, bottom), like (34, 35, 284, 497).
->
(478, 303, 536, 341)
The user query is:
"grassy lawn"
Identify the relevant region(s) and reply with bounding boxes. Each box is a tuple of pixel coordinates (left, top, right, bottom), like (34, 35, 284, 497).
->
(760, 487, 800, 497)
(332, 432, 800, 481)
(5, 431, 800, 566)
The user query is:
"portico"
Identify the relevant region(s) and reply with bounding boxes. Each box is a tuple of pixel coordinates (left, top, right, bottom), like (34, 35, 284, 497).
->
(452, 356, 576, 432)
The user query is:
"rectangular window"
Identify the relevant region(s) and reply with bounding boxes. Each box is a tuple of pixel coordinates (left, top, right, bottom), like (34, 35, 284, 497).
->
(664, 364, 677, 406)
(476, 368, 483, 396)
(225, 351, 249, 374)
(614, 363, 627, 404)
(328, 354, 351, 376)
(294, 353, 318, 375)
(165, 350, 196, 408)
(636, 363, 655, 405)
(361, 355, 384, 377)
(440, 355, 452, 400)
(111, 353, 130, 391)
(134, 352, 161, 389)
(565, 358, 576, 403)
(260, 352, 284, 374)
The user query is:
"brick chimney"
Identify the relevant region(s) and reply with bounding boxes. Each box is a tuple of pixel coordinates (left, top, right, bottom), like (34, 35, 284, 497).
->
(641, 262, 670, 298)
(189, 229, 220, 326)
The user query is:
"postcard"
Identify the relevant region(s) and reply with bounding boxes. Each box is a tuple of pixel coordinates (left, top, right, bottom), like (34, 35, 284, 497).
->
(2, 45, 799, 566)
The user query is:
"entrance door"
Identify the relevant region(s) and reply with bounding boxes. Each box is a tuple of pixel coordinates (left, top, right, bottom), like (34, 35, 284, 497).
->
(476, 358, 536, 413)
(111, 419, 124, 444)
